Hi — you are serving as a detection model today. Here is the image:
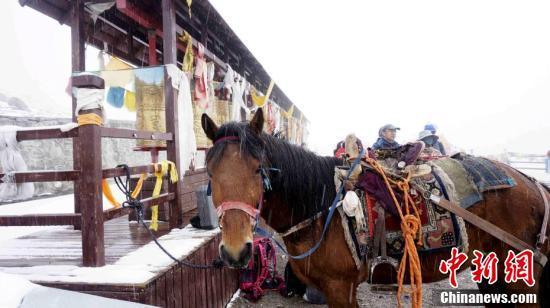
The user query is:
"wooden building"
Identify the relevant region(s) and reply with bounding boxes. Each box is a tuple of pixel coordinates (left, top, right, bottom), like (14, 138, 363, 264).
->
(0, 0, 305, 306)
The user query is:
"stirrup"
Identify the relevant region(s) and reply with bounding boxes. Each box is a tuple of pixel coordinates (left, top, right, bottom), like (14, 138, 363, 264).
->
(369, 205, 398, 285)
(368, 256, 399, 285)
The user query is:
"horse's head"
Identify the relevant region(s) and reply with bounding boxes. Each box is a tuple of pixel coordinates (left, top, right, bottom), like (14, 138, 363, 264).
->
(201, 109, 266, 268)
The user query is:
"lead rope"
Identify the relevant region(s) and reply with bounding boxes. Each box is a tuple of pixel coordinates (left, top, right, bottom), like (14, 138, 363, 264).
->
(114, 164, 224, 269)
(364, 154, 423, 308)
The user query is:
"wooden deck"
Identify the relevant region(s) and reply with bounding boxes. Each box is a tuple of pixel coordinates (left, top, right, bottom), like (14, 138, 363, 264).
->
(0, 215, 239, 307)
(0, 216, 170, 267)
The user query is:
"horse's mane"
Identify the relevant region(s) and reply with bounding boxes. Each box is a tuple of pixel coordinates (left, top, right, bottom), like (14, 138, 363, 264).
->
(206, 121, 339, 223)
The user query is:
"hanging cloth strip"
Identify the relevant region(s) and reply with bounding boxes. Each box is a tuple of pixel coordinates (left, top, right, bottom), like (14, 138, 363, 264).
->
(150, 160, 179, 231)
(250, 80, 275, 108)
(186, 0, 192, 17)
(124, 90, 136, 111)
(180, 31, 194, 73)
(230, 75, 251, 121)
(194, 43, 209, 108)
(282, 105, 294, 119)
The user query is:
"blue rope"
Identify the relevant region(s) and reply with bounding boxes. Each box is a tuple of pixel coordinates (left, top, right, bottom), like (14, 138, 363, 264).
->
(255, 149, 365, 260)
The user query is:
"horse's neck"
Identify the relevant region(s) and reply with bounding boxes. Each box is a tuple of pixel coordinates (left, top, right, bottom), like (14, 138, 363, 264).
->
(263, 140, 338, 232)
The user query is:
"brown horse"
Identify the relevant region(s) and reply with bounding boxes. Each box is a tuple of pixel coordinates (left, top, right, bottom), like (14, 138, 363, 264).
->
(201, 109, 550, 307)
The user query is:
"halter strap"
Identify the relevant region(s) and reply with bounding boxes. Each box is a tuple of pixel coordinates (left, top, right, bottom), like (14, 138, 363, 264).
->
(214, 136, 240, 145)
(216, 201, 260, 219)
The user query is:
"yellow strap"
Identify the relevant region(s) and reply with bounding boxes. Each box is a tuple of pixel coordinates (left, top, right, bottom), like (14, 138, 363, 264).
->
(102, 174, 146, 209)
(150, 160, 179, 231)
(77, 113, 103, 126)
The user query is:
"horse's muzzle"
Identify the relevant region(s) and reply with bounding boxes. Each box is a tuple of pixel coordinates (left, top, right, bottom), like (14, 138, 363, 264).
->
(219, 242, 252, 268)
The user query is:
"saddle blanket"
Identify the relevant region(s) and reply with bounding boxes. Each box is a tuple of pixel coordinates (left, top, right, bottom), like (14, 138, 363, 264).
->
(432, 155, 516, 209)
(453, 153, 516, 192)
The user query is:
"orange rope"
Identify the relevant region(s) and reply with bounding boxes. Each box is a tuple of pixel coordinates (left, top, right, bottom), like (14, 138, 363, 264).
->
(365, 152, 423, 308)
(102, 174, 146, 208)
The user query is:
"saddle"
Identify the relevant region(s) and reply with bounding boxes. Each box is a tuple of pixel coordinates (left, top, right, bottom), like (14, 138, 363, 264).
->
(334, 134, 469, 283)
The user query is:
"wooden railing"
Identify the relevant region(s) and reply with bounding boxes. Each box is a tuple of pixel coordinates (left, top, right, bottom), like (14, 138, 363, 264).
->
(0, 73, 189, 267)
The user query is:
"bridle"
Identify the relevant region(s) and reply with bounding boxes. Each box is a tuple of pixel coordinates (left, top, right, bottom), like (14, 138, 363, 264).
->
(211, 133, 365, 260)
(211, 135, 275, 231)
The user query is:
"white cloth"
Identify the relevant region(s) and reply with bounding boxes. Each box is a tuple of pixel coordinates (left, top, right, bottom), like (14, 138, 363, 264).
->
(177, 72, 197, 178)
(223, 64, 235, 94)
(0, 127, 34, 201)
(230, 74, 251, 122)
(73, 88, 105, 116)
(166, 64, 184, 90)
(86, 2, 115, 23)
(342, 190, 366, 230)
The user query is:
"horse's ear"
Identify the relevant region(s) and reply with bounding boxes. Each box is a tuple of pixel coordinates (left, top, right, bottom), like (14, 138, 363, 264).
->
(201, 113, 218, 141)
(249, 108, 264, 135)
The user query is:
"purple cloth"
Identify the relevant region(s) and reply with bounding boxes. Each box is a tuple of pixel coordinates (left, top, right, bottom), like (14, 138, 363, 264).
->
(356, 170, 403, 217)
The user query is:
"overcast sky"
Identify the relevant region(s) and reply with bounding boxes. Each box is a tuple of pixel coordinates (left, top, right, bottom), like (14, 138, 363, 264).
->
(0, 1, 548, 156)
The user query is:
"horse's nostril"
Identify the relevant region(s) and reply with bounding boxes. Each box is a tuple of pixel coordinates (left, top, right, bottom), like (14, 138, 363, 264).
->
(219, 245, 228, 260)
(239, 242, 253, 264)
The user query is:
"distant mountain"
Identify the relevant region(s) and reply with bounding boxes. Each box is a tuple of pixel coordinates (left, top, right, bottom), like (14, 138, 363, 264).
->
(0, 92, 34, 117)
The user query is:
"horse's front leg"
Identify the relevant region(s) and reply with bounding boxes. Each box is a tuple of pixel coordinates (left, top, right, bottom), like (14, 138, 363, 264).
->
(320, 279, 359, 308)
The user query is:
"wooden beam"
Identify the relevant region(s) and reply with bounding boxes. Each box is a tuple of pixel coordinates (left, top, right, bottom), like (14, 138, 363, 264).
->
(102, 164, 177, 179)
(162, 0, 183, 229)
(0, 214, 81, 226)
(101, 127, 173, 141)
(103, 193, 175, 221)
(0, 171, 80, 184)
(19, 0, 64, 21)
(16, 128, 78, 141)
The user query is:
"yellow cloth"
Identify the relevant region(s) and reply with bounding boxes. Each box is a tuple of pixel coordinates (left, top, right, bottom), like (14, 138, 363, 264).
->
(77, 113, 103, 126)
(124, 91, 136, 112)
(101, 57, 134, 87)
(150, 161, 179, 231)
(181, 32, 194, 73)
(282, 105, 294, 119)
(251, 80, 275, 107)
(187, 0, 192, 17)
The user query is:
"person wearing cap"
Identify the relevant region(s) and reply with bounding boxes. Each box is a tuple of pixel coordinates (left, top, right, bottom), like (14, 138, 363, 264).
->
(372, 124, 400, 150)
(424, 123, 446, 155)
(418, 130, 443, 159)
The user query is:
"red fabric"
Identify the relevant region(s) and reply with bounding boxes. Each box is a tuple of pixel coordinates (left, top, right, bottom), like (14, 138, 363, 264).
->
(371, 195, 430, 231)
(239, 238, 285, 302)
(335, 147, 346, 158)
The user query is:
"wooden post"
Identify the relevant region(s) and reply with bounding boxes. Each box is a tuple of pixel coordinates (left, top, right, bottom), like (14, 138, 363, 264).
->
(148, 30, 157, 66)
(71, 0, 85, 230)
(162, 0, 183, 229)
(74, 74, 106, 267)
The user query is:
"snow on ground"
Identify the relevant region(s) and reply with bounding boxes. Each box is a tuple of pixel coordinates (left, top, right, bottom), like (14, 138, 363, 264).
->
(0, 272, 38, 308)
(0, 226, 219, 284)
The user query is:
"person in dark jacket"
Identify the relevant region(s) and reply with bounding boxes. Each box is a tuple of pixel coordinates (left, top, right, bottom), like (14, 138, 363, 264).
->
(424, 123, 446, 155)
(372, 124, 400, 150)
